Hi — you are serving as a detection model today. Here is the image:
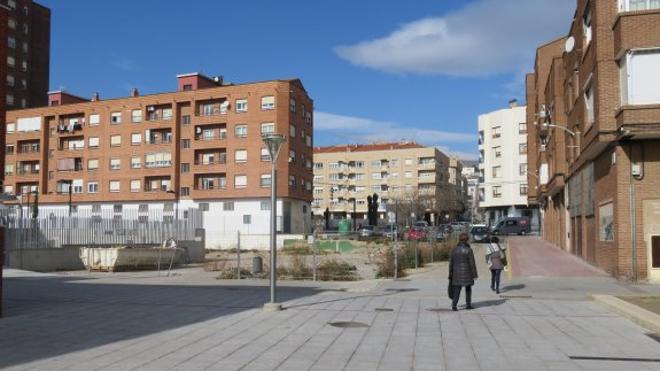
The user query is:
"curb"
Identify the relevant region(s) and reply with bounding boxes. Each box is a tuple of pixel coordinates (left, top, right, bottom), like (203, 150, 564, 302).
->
(592, 294, 660, 333)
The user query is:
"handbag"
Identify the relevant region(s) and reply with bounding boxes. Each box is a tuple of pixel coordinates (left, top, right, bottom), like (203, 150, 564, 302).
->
(501, 251, 508, 266)
(447, 278, 454, 299)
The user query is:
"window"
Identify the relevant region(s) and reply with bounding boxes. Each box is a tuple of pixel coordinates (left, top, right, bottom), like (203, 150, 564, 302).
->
(6, 145, 14, 154)
(131, 156, 141, 169)
(260, 174, 272, 188)
(235, 175, 247, 188)
(111, 112, 122, 124)
(405, 171, 413, 179)
(7, 37, 15, 49)
(89, 137, 100, 148)
(372, 172, 382, 180)
(493, 146, 502, 158)
(110, 158, 121, 170)
(290, 125, 296, 138)
(4, 164, 13, 175)
(6, 74, 14, 87)
(261, 148, 271, 161)
(21, 42, 27, 53)
(314, 162, 323, 170)
(7, 94, 14, 106)
(21, 61, 27, 72)
(619, 0, 660, 11)
(261, 122, 275, 135)
(130, 180, 141, 193)
(243, 215, 251, 224)
(181, 163, 190, 173)
(404, 158, 413, 166)
(492, 126, 502, 138)
(180, 187, 190, 196)
(131, 133, 142, 145)
(87, 182, 99, 194)
(620, 49, 660, 106)
(198, 203, 209, 212)
(306, 135, 312, 147)
(138, 204, 149, 213)
(289, 175, 296, 188)
(261, 200, 271, 210)
(235, 149, 248, 163)
(520, 184, 528, 196)
(236, 99, 248, 112)
(235, 124, 248, 138)
(519, 123, 527, 134)
(181, 139, 191, 149)
(583, 6, 592, 46)
(145, 152, 172, 168)
(289, 150, 296, 163)
(87, 159, 99, 170)
(584, 79, 595, 127)
(8, 18, 16, 29)
(223, 201, 234, 211)
(493, 186, 502, 198)
(261, 96, 275, 110)
(492, 166, 502, 178)
(7, 56, 15, 68)
(131, 109, 142, 123)
(89, 114, 100, 126)
(181, 115, 190, 125)
(519, 163, 528, 176)
(289, 98, 296, 112)
(519, 143, 527, 155)
(110, 135, 121, 146)
(113, 204, 122, 213)
(599, 202, 614, 241)
(109, 181, 120, 193)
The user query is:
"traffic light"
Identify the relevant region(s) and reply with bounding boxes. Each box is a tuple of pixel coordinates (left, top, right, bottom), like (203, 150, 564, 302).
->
(330, 186, 334, 200)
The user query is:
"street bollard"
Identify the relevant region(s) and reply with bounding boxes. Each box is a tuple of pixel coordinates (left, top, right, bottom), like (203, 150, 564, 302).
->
(237, 230, 241, 280)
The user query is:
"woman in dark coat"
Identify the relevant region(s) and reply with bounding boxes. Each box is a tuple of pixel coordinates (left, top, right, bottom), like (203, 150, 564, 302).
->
(449, 233, 478, 311)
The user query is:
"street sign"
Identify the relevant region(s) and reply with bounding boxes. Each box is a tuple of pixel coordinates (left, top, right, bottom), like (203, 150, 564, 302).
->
(387, 211, 396, 224)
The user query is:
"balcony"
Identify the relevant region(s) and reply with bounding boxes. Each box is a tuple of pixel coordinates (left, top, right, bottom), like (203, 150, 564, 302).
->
(616, 104, 660, 136)
(146, 129, 173, 145)
(197, 99, 228, 117)
(144, 176, 172, 192)
(56, 116, 85, 135)
(146, 105, 173, 122)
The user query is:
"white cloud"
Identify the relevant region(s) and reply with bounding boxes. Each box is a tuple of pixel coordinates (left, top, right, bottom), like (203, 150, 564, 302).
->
(315, 111, 478, 160)
(334, 0, 574, 76)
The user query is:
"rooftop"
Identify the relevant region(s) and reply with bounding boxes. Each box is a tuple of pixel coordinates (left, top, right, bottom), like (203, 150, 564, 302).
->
(314, 142, 425, 154)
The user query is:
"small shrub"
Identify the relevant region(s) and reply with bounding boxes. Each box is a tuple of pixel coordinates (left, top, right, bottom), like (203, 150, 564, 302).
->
(376, 247, 406, 278)
(216, 268, 252, 279)
(317, 259, 357, 281)
(282, 245, 313, 255)
(278, 255, 312, 279)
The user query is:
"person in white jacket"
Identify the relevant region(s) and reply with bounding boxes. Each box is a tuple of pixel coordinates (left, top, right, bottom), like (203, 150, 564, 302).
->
(485, 237, 506, 294)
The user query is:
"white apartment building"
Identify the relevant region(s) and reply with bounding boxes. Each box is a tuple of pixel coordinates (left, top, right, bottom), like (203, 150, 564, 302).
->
(478, 101, 539, 228)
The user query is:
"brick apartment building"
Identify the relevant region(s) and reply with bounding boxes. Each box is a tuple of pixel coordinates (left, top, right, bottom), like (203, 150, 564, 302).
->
(527, 0, 660, 281)
(3, 73, 314, 249)
(4, 0, 50, 109)
(312, 143, 460, 227)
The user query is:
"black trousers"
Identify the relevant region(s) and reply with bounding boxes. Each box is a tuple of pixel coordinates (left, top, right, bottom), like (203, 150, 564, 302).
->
(451, 285, 472, 308)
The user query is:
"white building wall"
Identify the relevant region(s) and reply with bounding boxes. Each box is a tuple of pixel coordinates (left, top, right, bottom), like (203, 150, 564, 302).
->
(478, 105, 528, 209)
(32, 197, 311, 250)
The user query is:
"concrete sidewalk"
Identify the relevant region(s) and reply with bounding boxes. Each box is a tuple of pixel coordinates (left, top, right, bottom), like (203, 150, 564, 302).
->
(2, 251, 660, 370)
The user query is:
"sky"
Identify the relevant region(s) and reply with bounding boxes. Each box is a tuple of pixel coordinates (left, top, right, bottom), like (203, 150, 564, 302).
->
(38, 0, 575, 161)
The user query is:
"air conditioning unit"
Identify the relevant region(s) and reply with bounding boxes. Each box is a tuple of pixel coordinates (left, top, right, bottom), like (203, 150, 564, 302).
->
(540, 144, 547, 151)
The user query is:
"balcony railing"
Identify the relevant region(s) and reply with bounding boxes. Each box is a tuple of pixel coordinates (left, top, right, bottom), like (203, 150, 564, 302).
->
(196, 185, 227, 191)
(17, 168, 40, 175)
(195, 133, 227, 141)
(147, 137, 172, 145)
(194, 157, 227, 165)
(144, 161, 172, 168)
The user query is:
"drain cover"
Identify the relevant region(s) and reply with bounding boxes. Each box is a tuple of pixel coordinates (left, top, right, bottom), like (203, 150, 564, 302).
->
(374, 308, 394, 312)
(569, 356, 660, 363)
(329, 321, 369, 328)
(499, 295, 532, 299)
(426, 308, 453, 312)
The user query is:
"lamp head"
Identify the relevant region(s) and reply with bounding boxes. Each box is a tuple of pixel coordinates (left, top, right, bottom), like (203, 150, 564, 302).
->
(262, 134, 286, 162)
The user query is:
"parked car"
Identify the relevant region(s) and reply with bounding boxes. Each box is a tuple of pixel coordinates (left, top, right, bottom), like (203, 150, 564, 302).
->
(414, 220, 429, 228)
(450, 222, 466, 233)
(470, 225, 490, 243)
(491, 217, 531, 235)
(427, 226, 447, 241)
(408, 226, 427, 241)
(381, 224, 401, 240)
(438, 224, 453, 235)
(358, 225, 380, 239)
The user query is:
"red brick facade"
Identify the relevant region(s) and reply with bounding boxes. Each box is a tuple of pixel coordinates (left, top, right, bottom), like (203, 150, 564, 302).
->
(0, 4, 8, 318)
(528, 0, 660, 281)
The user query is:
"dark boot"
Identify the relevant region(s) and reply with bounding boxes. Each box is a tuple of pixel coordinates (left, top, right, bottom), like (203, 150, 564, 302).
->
(465, 286, 474, 310)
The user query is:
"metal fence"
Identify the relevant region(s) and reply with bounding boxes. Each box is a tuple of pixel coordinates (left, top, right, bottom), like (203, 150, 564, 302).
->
(1, 207, 204, 250)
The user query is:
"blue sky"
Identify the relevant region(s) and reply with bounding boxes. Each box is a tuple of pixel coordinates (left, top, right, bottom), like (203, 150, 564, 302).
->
(38, 0, 575, 160)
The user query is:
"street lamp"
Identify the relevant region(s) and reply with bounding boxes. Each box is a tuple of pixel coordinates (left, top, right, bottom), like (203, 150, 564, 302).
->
(262, 133, 286, 312)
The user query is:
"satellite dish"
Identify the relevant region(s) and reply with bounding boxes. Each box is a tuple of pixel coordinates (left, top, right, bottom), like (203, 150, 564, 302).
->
(565, 36, 575, 53)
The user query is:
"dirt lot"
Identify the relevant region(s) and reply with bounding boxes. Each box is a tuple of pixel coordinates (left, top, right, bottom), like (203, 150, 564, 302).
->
(619, 296, 660, 315)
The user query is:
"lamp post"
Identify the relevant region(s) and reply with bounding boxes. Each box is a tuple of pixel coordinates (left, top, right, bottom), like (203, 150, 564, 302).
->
(166, 189, 180, 242)
(262, 133, 286, 311)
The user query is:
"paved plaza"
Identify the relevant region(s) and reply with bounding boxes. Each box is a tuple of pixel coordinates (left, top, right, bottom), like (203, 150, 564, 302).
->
(2, 237, 660, 370)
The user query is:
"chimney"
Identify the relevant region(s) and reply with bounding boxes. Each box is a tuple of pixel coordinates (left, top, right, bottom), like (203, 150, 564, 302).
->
(91, 92, 100, 101)
(131, 88, 139, 97)
(509, 99, 518, 108)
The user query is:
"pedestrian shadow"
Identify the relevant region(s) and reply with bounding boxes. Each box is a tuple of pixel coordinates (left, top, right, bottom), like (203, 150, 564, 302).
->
(500, 284, 525, 292)
(473, 299, 508, 308)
